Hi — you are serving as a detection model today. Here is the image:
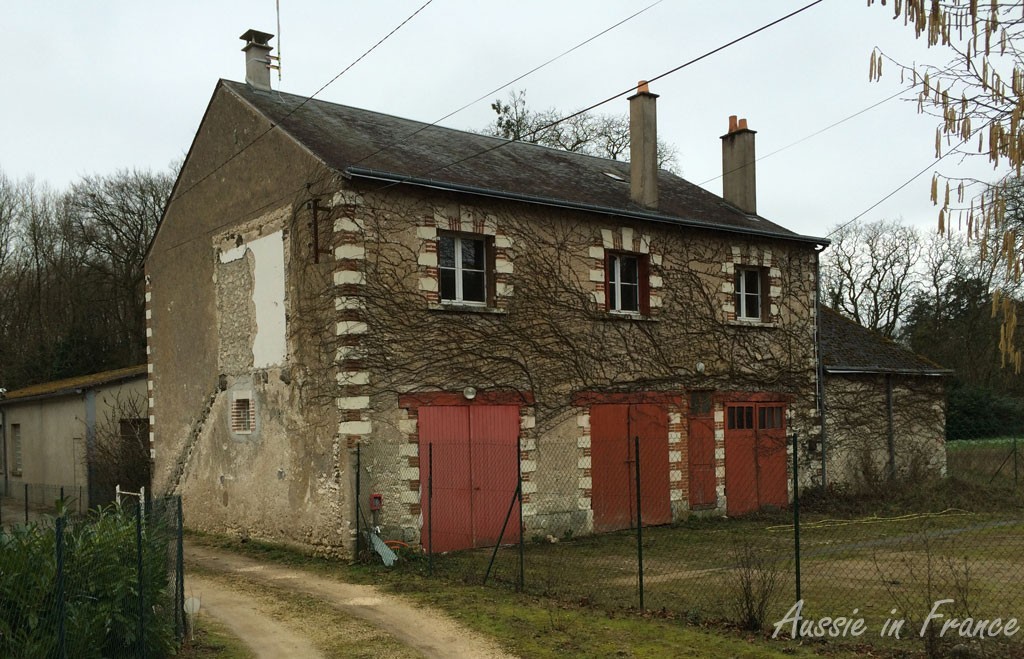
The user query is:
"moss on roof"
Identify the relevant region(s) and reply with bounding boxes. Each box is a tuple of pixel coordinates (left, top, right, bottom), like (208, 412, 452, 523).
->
(1, 365, 147, 403)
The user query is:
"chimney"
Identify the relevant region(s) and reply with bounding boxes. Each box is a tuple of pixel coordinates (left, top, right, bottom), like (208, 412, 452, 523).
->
(240, 29, 275, 91)
(628, 81, 659, 210)
(721, 115, 757, 214)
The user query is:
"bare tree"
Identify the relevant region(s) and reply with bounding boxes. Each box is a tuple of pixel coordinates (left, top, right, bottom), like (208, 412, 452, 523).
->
(484, 90, 680, 173)
(67, 168, 174, 365)
(87, 390, 151, 507)
(822, 219, 922, 337)
(0, 166, 174, 390)
(867, 1, 1024, 366)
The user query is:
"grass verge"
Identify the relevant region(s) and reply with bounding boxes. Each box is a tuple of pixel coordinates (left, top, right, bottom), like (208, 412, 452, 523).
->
(178, 614, 254, 659)
(187, 531, 865, 658)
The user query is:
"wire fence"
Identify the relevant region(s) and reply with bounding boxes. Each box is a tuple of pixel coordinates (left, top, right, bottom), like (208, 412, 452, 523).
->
(355, 421, 1024, 657)
(0, 496, 185, 658)
(1, 482, 87, 527)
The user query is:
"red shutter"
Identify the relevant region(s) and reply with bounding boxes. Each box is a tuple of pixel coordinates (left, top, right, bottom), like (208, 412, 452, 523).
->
(486, 236, 497, 307)
(639, 255, 651, 316)
(603, 252, 611, 311)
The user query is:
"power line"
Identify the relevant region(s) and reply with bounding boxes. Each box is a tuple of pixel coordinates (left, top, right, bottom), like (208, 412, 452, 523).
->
(827, 134, 972, 238)
(370, 0, 826, 188)
(166, 0, 435, 207)
(697, 85, 911, 187)
(348, 0, 665, 169)
(157, 1, 660, 255)
(159, 0, 823, 254)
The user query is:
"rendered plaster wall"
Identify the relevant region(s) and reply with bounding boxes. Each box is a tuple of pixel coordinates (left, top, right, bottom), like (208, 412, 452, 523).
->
(1, 376, 147, 508)
(147, 84, 346, 555)
(823, 374, 946, 487)
(2, 396, 88, 497)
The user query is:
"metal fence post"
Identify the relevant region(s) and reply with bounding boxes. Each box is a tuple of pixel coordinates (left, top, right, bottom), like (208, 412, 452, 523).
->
(634, 435, 644, 612)
(792, 432, 802, 612)
(135, 500, 145, 658)
(1014, 437, 1019, 488)
(428, 442, 433, 576)
(517, 440, 525, 593)
(56, 514, 66, 659)
(176, 496, 185, 643)
(355, 443, 361, 558)
(25, 483, 29, 523)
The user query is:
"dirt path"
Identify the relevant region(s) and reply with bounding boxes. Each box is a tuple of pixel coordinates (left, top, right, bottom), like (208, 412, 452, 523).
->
(186, 573, 323, 658)
(186, 543, 514, 659)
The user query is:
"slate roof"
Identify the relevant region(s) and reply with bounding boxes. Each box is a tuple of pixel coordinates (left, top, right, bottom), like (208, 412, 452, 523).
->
(0, 365, 147, 404)
(819, 307, 947, 375)
(222, 80, 826, 245)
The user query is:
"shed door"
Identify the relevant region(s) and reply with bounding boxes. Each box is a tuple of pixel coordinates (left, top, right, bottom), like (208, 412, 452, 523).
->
(724, 403, 787, 515)
(591, 403, 671, 533)
(419, 405, 520, 552)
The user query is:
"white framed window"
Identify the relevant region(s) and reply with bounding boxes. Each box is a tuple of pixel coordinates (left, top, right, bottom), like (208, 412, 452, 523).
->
(734, 268, 764, 321)
(607, 252, 648, 314)
(439, 234, 488, 304)
(231, 392, 254, 434)
(11, 424, 22, 475)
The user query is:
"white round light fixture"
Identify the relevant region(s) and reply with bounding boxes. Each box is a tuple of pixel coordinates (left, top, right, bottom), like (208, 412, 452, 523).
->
(463, 386, 477, 400)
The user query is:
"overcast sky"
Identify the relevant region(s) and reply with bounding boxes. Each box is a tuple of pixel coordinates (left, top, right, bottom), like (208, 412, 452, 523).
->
(2, 0, 1007, 239)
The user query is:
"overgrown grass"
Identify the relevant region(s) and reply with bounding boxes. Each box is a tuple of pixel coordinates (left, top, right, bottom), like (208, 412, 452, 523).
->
(179, 616, 254, 659)
(947, 438, 1024, 488)
(187, 531, 858, 658)
(189, 470, 1024, 657)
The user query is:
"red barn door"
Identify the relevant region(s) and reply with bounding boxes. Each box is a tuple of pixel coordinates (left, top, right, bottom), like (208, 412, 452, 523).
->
(418, 405, 520, 552)
(591, 403, 671, 533)
(724, 403, 788, 515)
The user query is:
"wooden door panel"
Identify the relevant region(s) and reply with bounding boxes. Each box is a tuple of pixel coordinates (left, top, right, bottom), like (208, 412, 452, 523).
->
(590, 404, 633, 532)
(630, 404, 671, 526)
(469, 405, 521, 546)
(418, 406, 472, 552)
(688, 416, 716, 508)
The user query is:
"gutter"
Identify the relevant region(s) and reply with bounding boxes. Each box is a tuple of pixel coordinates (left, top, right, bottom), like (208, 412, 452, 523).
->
(344, 167, 831, 248)
(823, 367, 952, 376)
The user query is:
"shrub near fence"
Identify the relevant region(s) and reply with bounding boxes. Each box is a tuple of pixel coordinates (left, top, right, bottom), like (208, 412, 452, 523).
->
(0, 497, 185, 658)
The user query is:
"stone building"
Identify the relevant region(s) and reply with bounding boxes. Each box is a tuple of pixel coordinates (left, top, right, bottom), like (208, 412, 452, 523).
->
(818, 307, 949, 488)
(146, 31, 829, 556)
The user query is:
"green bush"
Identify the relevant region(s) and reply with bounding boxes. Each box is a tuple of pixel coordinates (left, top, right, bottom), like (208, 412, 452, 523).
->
(0, 503, 177, 658)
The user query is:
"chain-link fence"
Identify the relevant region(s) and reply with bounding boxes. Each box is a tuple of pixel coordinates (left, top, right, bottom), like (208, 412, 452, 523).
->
(0, 496, 185, 658)
(355, 419, 1024, 657)
(1, 482, 87, 527)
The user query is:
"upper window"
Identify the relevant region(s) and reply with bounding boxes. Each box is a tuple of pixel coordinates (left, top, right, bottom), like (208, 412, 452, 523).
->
(734, 268, 765, 321)
(439, 234, 489, 305)
(607, 252, 649, 314)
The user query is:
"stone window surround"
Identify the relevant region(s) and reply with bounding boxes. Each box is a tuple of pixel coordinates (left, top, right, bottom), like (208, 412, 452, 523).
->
(588, 227, 663, 314)
(722, 245, 782, 326)
(416, 204, 513, 310)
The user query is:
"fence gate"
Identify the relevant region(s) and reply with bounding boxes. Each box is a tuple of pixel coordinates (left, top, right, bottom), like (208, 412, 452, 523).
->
(724, 403, 788, 515)
(418, 405, 520, 552)
(590, 403, 671, 532)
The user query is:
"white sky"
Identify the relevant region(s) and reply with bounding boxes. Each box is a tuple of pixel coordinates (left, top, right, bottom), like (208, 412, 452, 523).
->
(2, 0, 1008, 239)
